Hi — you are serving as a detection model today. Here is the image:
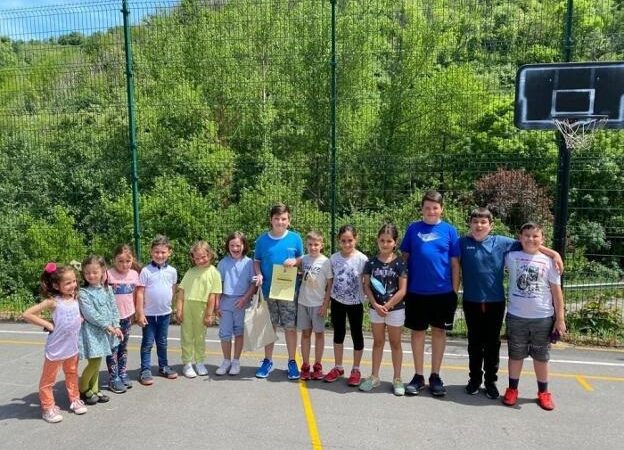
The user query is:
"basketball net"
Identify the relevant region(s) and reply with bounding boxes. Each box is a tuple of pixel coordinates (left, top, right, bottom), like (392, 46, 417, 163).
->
(553, 115, 608, 150)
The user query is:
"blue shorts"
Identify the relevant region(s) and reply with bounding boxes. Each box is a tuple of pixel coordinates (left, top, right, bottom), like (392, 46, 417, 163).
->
(218, 294, 245, 340)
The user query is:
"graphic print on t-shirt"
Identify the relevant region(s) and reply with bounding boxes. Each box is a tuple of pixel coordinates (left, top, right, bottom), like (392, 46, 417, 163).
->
(513, 260, 547, 298)
(417, 231, 440, 242)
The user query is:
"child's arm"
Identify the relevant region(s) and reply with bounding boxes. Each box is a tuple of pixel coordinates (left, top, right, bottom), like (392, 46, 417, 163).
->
(134, 286, 147, 327)
(385, 276, 407, 311)
(22, 299, 56, 332)
(362, 274, 386, 316)
(203, 293, 217, 326)
(320, 277, 333, 317)
(253, 260, 263, 286)
(551, 282, 566, 336)
(451, 256, 460, 293)
(539, 245, 564, 274)
(175, 288, 184, 323)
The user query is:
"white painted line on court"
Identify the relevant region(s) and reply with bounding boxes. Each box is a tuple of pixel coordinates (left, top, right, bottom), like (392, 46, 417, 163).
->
(2, 329, 624, 368)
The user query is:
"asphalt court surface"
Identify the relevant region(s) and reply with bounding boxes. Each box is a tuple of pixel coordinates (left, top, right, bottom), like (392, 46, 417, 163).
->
(1, 322, 623, 450)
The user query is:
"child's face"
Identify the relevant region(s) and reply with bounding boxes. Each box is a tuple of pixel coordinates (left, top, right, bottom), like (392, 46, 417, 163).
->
(83, 264, 104, 286)
(377, 233, 396, 254)
(191, 248, 211, 267)
(54, 271, 77, 297)
(150, 244, 171, 265)
(421, 200, 443, 224)
(469, 217, 493, 241)
(114, 252, 133, 274)
(519, 227, 544, 253)
(270, 213, 290, 235)
(306, 238, 323, 257)
(228, 238, 245, 259)
(339, 231, 357, 255)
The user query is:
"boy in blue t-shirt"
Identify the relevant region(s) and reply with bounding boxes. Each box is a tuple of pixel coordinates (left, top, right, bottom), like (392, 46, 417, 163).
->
(460, 208, 562, 399)
(400, 190, 460, 397)
(253, 203, 304, 380)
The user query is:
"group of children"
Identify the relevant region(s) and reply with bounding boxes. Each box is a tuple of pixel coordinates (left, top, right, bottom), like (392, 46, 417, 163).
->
(23, 193, 567, 423)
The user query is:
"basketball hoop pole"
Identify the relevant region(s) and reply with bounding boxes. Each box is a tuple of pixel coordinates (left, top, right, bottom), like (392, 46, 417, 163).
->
(553, 135, 571, 265)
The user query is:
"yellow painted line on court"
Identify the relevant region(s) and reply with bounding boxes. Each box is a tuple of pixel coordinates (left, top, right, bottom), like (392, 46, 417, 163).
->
(575, 375, 594, 391)
(295, 355, 323, 450)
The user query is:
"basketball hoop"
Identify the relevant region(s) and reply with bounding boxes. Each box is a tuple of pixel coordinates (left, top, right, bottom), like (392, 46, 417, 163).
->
(553, 115, 608, 150)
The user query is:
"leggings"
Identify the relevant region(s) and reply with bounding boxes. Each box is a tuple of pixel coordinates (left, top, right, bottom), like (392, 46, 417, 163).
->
(330, 298, 364, 351)
(80, 357, 102, 396)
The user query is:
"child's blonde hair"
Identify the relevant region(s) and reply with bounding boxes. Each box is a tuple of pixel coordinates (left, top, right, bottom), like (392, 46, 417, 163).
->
(306, 230, 324, 242)
(189, 240, 215, 265)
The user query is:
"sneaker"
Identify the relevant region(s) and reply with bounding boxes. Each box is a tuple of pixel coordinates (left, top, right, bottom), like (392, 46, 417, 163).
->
(120, 373, 133, 389)
(95, 392, 110, 403)
(287, 359, 300, 380)
(195, 363, 209, 377)
(300, 363, 311, 381)
(428, 373, 447, 397)
(42, 406, 63, 423)
(323, 367, 344, 383)
(465, 379, 481, 395)
(139, 369, 154, 386)
(311, 362, 324, 380)
(109, 377, 127, 394)
(183, 363, 197, 378)
(347, 369, 361, 386)
(215, 360, 231, 376)
(537, 391, 555, 411)
(255, 358, 274, 378)
(159, 366, 178, 379)
(484, 382, 500, 400)
(358, 375, 380, 392)
(405, 374, 425, 396)
(229, 360, 241, 376)
(80, 392, 99, 405)
(69, 399, 87, 415)
(393, 378, 405, 396)
(502, 387, 518, 406)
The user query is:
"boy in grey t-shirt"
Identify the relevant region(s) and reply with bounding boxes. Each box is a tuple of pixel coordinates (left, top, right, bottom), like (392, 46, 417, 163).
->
(297, 231, 332, 380)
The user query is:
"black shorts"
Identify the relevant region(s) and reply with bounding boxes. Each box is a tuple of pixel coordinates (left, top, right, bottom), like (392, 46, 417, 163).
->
(405, 291, 458, 331)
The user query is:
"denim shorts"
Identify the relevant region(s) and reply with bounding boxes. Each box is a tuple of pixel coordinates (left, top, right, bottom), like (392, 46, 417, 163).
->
(297, 304, 325, 333)
(506, 314, 554, 362)
(267, 298, 297, 329)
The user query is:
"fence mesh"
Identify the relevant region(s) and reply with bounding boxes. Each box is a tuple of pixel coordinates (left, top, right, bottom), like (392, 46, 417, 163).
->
(0, 0, 622, 344)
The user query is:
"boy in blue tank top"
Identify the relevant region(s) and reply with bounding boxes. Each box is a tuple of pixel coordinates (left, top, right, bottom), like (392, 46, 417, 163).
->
(460, 208, 562, 399)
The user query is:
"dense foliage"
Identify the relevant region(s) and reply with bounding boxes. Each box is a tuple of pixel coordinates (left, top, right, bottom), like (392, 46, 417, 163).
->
(0, 1, 623, 317)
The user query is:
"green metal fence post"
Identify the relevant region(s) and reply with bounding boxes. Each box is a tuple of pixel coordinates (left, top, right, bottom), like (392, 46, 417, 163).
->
(330, 0, 337, 254)
(121, 0, 142, 260)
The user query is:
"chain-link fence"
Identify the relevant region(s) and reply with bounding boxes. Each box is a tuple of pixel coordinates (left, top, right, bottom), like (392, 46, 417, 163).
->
(1, 0, 623, 344)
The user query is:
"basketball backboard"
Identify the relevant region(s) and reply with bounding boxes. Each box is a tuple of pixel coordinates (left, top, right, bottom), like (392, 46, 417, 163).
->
(514, 62, 624, 130)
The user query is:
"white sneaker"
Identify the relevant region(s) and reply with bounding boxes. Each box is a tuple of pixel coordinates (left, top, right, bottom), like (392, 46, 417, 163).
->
(215, 360, 231, 376)
(69, 399, 87, 415)
(42, 406, 63, 423)
(229, 360, 241, 375)
(195, 362, 209, 377)
(183, 363, 197, 378)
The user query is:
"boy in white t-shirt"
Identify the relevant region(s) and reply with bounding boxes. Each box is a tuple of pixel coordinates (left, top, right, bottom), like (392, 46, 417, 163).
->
(297, 231, 333, 380)
(502, 222, 566, 411)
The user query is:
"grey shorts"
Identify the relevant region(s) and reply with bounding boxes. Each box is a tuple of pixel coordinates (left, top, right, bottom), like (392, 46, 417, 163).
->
(506, 314, 554, 362)
(267, 298, 297, 329)
(297, 304, 325, 333)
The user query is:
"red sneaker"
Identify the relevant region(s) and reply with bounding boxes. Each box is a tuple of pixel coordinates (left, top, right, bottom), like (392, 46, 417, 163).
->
(300, 363, 311, 381)
(347, 369, 361, 386)
(537, 391, 555, 411)
(323, 367, 344, 383)
(502, 387, 518, 406)
(311, 362, 324, 380)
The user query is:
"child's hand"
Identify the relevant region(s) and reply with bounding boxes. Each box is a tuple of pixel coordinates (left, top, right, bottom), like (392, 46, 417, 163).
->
(283, 258, 297, 267)
(136, 314, 147, 327)
(252, 274, 263, 287)
(113, 327, 123, 339)
(175, 310, 183, 324)
(319, 303, 328, 317)
(555, 318, 566, 336)
(44, 322, 55, 333)
(234, 297, 247, 310)
(373, 302, 387, 317)
(204, 314, 215, 327)
(553, 253, 564, 274)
